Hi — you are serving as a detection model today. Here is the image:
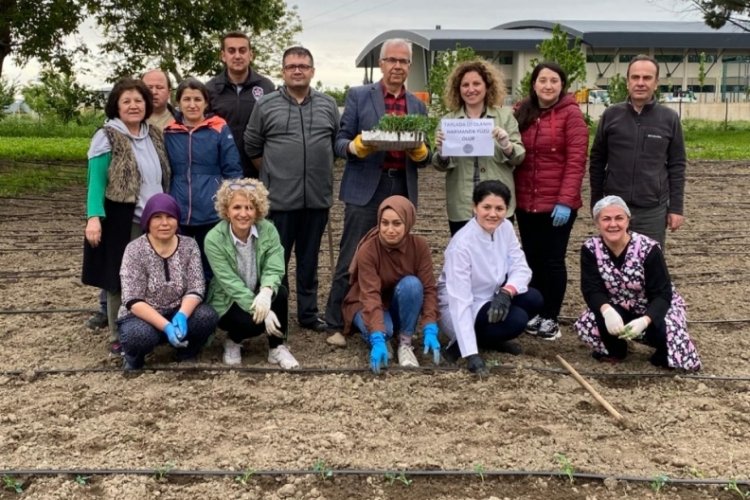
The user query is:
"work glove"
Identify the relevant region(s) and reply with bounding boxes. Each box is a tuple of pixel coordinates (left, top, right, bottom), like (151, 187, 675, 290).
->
(551, 204, 572, 227)
(264, 310, 283, 338)
(466, 354, 488, 376)
(171, 311, 188, 340)
(369, 331, 389, 374)
(621, 316, 650, 340)
(252, 287, 273, 323)
(492, 127, 511, 150)
(487, 287, 512, 323)
(422, 322, 441, 365)
(406, 142, 429, 162)
(164, 323, 188, 348)
(348, 134, 377, 158)
(602, 306, 625, 335)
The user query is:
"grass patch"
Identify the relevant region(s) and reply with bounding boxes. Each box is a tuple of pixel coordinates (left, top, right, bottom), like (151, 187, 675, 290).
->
(0, 115, 101, 138)
(0, 137, 89, 161)
(0, 161, 86, 197)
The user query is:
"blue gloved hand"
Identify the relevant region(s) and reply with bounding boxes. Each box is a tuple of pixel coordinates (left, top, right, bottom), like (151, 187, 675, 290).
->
(369, 332, 389, 374)
(551, 204, 571, 227)
(422, 322, 441, 365)
(164, 323, 188, 348)
(171, 311, 188, 340)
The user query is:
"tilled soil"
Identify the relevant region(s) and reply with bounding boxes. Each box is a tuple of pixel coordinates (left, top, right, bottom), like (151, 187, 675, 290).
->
(0, 160, 748, 499)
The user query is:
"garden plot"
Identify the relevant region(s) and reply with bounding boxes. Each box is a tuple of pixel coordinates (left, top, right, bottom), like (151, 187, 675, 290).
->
(0, 161, 748, 499)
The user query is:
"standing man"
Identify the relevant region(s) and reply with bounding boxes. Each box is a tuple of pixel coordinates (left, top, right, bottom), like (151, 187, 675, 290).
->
(323, 38, 431, 344)
(207, 32, 276, 178)
(142, 69, 176, 130)
(589, 54, 686, 248)
(244, 47, 340, 332)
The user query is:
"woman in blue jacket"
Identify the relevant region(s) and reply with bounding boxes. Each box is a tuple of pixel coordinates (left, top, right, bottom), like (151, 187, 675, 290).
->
(165, 77, 243, 279)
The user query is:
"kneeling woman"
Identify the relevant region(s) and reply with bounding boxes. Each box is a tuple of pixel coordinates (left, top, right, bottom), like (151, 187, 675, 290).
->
(342, 196, 441, 374)
(574, 196, 701, 371)
(438, 180, 542, 375)
(118, 193, 218, 370)
(204, 179, 299, 369)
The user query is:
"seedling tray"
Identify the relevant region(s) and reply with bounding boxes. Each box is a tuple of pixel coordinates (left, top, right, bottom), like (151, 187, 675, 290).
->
(361, 130, 424, 151)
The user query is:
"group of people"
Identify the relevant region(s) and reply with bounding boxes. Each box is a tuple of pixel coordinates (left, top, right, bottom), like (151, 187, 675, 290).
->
(81, 33, 701, 374)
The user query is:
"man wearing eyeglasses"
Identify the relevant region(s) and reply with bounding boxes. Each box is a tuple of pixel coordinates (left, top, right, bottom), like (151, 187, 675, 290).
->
(244, 46, 340, 332)
(207, 31, 276, 178)
(323, 38, 431, 345)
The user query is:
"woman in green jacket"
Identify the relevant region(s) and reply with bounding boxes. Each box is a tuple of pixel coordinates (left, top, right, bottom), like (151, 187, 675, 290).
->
(204, 178, 299, 369)
(432, 60, 525, 235)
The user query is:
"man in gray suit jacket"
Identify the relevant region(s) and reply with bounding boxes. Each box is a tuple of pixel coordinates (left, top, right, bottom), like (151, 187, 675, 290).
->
(324, 38, 431, 344)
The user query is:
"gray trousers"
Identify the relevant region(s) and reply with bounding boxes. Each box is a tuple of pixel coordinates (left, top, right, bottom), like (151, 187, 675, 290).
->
(629, 204, 668, 248)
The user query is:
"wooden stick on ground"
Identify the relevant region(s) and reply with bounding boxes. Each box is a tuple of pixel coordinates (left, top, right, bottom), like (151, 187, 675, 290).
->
(556, 355, 624, 421)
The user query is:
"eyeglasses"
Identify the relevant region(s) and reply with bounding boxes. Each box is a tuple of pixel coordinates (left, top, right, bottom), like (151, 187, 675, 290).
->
(381, 57, 411, 66)
(228, 182, 257, 191)
(283, 64, 313, 72)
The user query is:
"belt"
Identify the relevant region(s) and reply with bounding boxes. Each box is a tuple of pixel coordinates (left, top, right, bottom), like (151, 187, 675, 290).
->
(382, 168, 406, 177)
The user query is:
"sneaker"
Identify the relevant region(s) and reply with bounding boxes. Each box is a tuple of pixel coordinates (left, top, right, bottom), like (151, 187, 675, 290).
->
(223, 338, 242, 366)
(109, 341, 123, 356)
(443, 342, 461, 364)
(268, 345, 300, 370)
(525, 315, 543, 335)
(86, 311, 108, 330)
(325, 331, 347, 347)
(534, 318, 562, 341)
(300, 317, 327, 332)
(397, 344, 419, 368)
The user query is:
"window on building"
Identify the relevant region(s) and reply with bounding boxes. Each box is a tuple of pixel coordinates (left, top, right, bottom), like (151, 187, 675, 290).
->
(619, 54, 637, 63)
(687, 53, 717, 63)
(655, 54, 683, 63)
(587, 54, 614, 63)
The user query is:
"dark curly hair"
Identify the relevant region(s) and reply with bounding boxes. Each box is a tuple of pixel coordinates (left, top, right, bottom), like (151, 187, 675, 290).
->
(443, 59, 507, 112)
(105, 78, 153, 122)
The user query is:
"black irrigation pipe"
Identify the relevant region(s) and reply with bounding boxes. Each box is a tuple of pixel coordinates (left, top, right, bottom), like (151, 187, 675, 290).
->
(0, 467, 747, 487)
(0, 363, 747, 383)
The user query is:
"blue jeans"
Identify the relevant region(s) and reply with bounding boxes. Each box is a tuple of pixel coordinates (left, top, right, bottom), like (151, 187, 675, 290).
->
(352, 275, 423, 343)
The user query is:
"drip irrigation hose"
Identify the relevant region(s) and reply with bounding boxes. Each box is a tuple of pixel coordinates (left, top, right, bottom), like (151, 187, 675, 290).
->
(0, 467, 747, 487)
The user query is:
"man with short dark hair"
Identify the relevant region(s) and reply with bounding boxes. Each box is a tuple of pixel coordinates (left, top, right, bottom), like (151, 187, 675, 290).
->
(244, 46, 340, 331)
(142, 69, 176, 130)
(590, 54, 686, 248)
(207, 32, 275, 178)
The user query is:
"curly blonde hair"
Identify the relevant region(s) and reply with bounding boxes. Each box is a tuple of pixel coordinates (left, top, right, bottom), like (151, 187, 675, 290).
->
(214, 178, 270, 221)
(443, 59, 507, 112)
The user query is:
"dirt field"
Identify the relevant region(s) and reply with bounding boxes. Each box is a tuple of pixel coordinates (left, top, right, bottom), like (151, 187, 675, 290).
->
(0, 160, 748, 499)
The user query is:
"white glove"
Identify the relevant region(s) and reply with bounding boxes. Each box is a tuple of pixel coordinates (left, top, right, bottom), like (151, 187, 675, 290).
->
(264, 310, 283, 337)
(251, 287, 273, 323)
(493, 127, 511, 149)
(621, 316, 650, 340)
(602, 306, 625, 335)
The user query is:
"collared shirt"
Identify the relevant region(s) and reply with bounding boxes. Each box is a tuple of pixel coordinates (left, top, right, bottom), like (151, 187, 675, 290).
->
(231, 224, 260, 292)
(381, 81, 407, 171)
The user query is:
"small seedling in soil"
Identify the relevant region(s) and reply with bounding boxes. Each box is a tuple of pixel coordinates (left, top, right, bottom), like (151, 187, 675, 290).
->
(235, 469, 255, 486)
(651, 474, 669, 493)
(554, 452, 575, 484)
(312, 459, 333, 481)
(384, 471, 412, 486)
(687, 466, 704, 478)
(74, 475, 90, 486)
(725, 480, 750, 499)
(154, 461, 175, 480)
(620, 325, 643, 341)
(474, 463, 486, 483)
(2, 475, 23, 494)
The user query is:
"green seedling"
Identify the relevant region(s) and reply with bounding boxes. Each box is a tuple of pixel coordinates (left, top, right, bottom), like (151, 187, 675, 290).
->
(235, 469, 255, 486)
(620, 325, 643, 341)
(687, 466, 704, 478)
(384, 471, 412, 486)
(554, 452, 575, 484)
(725, 480, 750, 499)
(2, 475, 23, 494)
(374, 114, 433, 135)
(74, 475, 90, 486)
(651, 474, 669, 493)
(154, 461, 175, 480)
(474, 463, 486, 483)
(312, 459, 333, 481)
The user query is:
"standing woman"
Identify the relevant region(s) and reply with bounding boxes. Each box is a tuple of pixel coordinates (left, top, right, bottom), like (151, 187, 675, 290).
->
(513, 62, 589, 341)
(432, 60, 525, 235)
(82, 78, 171, 354)
(341, 195, 441, 373)
(204, 178, 300, 369)
(438, 180, 543, 375)
(164, 77, 243, 279)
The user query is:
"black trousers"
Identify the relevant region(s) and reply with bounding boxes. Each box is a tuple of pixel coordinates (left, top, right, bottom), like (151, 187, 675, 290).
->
(180, 221, 219, 283)
(217, 286, 289, 348)
(592, 304, 668, 366)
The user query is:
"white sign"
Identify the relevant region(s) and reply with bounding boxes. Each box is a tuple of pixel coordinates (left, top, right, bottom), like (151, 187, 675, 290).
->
(440, 118, 494, 157)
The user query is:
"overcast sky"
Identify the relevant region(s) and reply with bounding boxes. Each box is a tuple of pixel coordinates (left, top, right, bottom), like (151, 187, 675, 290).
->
(5, 0, 702, 90)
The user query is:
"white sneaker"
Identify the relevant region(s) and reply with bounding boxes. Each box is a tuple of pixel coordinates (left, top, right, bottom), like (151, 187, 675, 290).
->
(268, 345, 300, 370)
(397, 344, 419, 368)
(223, 338, 242, 366)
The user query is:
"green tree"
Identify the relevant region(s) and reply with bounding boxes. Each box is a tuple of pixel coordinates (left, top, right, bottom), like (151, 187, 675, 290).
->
(518, 24, 587, 98)
(0, 78, 17, 114)
(691, 0, 749, 31)
(250, 4, 303, 80)
(426, 43, 477, 117)
(21, 69, 91, 123)
(607, 74, 628, 104)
